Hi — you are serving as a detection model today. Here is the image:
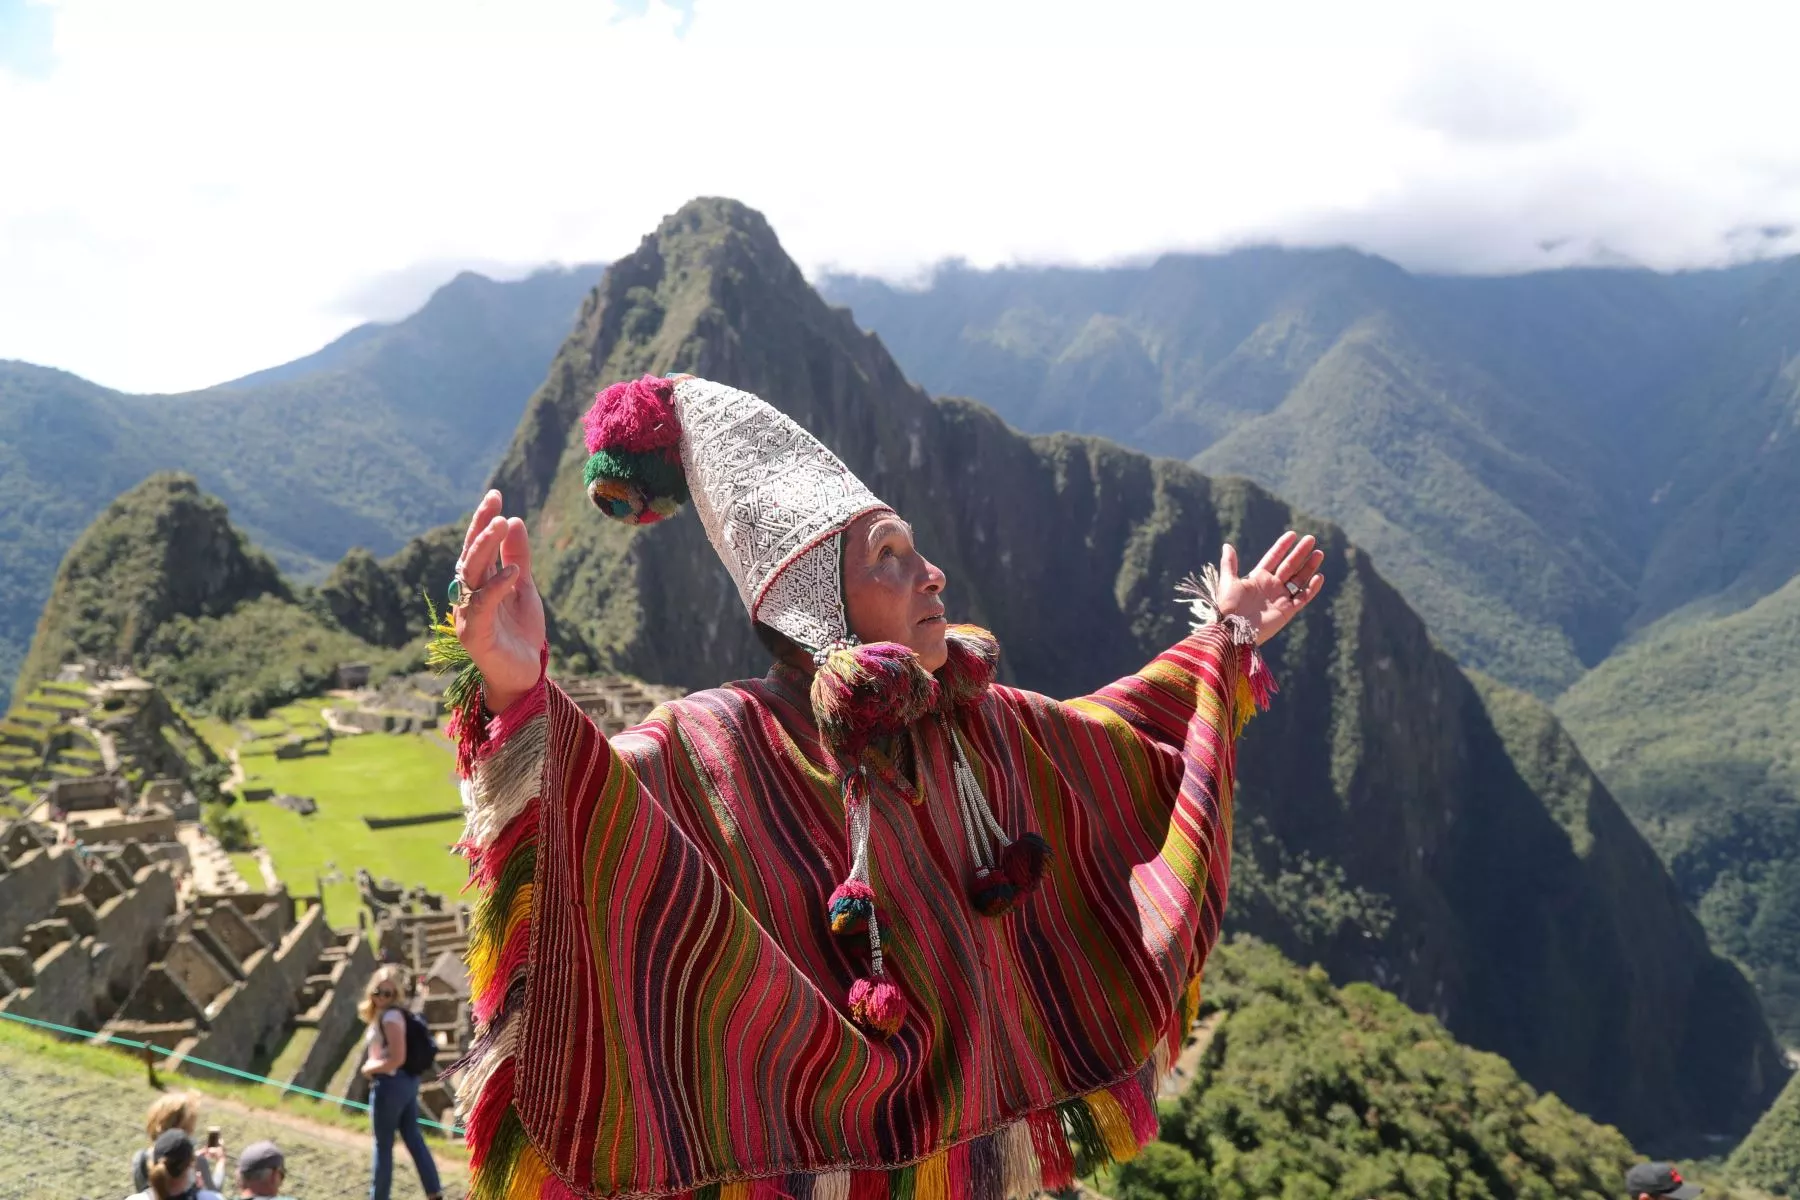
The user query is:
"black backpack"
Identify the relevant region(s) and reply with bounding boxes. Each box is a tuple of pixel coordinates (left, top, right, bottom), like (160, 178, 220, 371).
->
(400, 1007, 437, 1076)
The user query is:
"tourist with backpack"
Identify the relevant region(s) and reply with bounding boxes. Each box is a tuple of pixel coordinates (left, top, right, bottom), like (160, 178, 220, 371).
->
(358, 965, 443, 1200)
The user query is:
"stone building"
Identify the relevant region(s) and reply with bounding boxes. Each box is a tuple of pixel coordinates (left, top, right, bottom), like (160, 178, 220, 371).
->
(105, 886, 376, 1085)
(561, 675, 686, 736)
(0, 819, 377, 1098)
(0, 824, 179, 1032)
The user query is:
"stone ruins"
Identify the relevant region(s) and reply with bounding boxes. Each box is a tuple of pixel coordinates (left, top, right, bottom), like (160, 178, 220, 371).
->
(562, 674, 686, 736)
(0, 815, 379, 1097)
(1, 659, 687, 1126)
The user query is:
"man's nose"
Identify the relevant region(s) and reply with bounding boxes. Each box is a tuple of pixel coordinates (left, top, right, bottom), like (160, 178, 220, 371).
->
(921, 558, 946, 593)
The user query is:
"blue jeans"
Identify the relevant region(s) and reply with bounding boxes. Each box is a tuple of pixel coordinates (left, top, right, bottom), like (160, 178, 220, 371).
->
(369, 1070, 442, 1200)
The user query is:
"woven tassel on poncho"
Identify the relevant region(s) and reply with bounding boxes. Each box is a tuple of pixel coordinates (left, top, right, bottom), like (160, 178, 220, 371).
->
(1178, 565, 1278, 733)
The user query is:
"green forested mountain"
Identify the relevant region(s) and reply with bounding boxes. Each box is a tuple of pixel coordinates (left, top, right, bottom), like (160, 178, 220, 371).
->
(820, 254, 1797, 694)
(821, 251, 1800, 1045)
(1557, 575, 1800, 1041)
(1119, 938, 1643, 1200)
(431, 196, 1786, 1147)
(17, 473, 399, 718)
(22, 198, 1793, 1148)
(1729, 1068, 1800, 1196)
(0, 263, 604, 710)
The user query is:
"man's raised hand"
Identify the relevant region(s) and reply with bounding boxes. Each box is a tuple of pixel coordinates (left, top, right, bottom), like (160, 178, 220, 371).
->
(1213, 530, 1325, 645)
(454, 490, 546, 714)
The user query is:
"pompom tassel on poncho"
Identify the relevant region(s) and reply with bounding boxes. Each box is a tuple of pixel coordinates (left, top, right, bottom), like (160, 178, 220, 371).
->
(809, 639, 940, 761)
(581, 375, 689, 525)
(826, 879, 874, 937)
(848, 974, 908, 1038)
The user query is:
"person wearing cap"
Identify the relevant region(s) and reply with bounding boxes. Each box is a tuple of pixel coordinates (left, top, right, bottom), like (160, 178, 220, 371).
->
(234, 1140, 292, 1198)
(123, 1129, 225, 1200)
(445, 374, 1325, 1198)
(130, 1093, 224, 1195)
(1627, 1162, 1705, 1199)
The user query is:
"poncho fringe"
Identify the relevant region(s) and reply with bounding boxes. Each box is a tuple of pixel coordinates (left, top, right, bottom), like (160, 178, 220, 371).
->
(450, 618, 1266, 1199)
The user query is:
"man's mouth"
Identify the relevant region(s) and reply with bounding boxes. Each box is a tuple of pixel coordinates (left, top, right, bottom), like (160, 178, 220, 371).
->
(918, 612, 946, 625)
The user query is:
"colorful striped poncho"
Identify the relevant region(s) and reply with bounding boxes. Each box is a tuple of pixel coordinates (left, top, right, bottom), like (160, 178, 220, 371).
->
(453, 616, 1268, 1199)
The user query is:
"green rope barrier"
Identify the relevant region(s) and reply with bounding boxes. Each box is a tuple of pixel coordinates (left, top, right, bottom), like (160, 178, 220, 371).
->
(0, 1008, 463, 1135)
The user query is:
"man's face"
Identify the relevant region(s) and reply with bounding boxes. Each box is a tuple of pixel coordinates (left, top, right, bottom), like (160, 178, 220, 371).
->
(842, 510, 950, 672)
(241, 1166, 284, 1196)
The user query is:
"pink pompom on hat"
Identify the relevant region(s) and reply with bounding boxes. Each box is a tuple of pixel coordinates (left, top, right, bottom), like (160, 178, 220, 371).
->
(582, 373, 888, 651)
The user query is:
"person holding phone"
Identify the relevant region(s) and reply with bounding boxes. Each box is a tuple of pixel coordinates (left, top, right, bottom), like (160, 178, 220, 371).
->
(122, 1129, 225, 1200)
(130, 1094, 224, 1195)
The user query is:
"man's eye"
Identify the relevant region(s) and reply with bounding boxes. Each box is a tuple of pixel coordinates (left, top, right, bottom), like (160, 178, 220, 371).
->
(879, 546, 895, 560)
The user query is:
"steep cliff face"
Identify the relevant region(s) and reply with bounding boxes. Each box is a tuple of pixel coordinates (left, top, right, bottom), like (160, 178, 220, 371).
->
(480, 198, 1785, 1147)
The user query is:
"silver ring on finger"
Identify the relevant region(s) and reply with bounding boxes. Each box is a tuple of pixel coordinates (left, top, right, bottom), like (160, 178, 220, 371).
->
(1284, 578, 1304, 601)
(447, 573, 480, 611)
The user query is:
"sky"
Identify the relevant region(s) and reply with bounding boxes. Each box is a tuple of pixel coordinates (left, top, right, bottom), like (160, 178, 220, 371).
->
(4, 0, 1800, 393)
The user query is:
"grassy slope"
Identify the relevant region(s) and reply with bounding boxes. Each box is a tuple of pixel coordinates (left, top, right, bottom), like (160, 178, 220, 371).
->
(1192, 312, 1632, 696)
(0, 1016, 468, 1199)
(1112, 938, 1776, 1200)
(1729, 1069, 1800, 1197)
(1556, 575, 1800, 819)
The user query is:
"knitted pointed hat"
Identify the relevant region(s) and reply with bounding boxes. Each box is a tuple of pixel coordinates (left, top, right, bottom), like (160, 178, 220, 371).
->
(582, 373, 888, 652)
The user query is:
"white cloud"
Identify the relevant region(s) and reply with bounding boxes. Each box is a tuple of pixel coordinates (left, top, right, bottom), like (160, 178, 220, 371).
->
(2, 0, 1798, 391)
(1398, 46, 1579, 145)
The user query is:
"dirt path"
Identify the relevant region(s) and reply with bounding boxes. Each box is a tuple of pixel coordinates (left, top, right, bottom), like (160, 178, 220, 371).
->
(1159, 1011, 1224, 1099)
(254, 844, 280, 889)
(176, 822, 249, 894)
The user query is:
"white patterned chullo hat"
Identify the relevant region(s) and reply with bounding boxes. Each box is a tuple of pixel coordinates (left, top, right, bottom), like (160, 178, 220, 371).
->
(578, 374, 890, 653)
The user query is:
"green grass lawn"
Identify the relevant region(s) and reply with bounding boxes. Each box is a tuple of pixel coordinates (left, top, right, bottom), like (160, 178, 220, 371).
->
(263, 1023, 319, 1087)
(229, 851, 263, 885)
(235, 731, 467, 920)
(205, 696, 345, 755)
(192, 712, 240, 753)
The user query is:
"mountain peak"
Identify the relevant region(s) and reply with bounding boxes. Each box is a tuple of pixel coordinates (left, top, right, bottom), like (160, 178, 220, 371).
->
(653, 195, 784, 245)
(16, 472, 289, 693)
